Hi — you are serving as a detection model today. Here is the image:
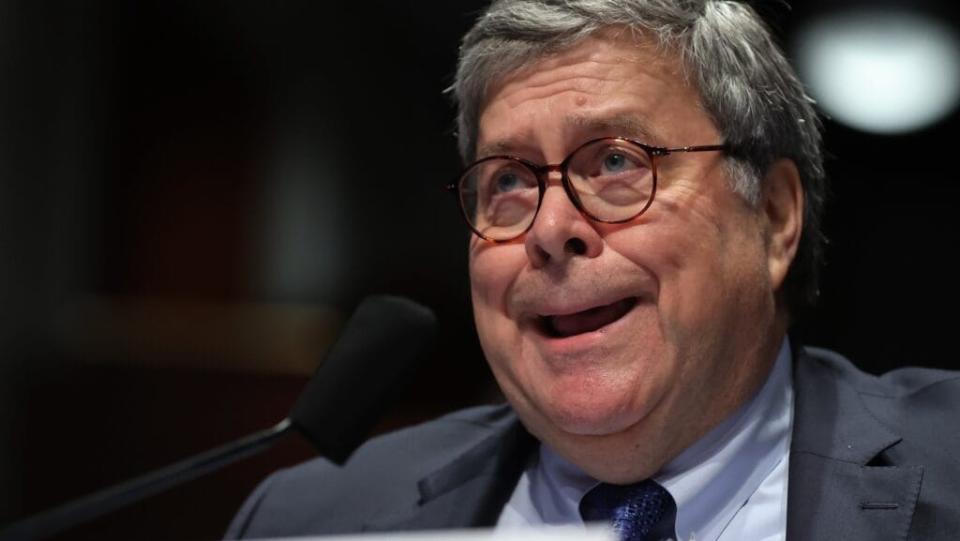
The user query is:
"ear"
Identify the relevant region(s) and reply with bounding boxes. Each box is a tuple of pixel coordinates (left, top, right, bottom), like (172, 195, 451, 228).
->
(762, 159, 804, 291)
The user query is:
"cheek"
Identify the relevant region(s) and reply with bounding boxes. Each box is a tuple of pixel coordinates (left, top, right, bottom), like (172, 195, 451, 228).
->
(606, 192, 764, 337)
(468, 242, 525, 307)
(468, 242, 529, 354)
(667, 220, 770, 357)
(468, 244, 533, 405)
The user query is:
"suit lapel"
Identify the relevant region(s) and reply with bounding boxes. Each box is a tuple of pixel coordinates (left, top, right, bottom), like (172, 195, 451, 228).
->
(787, 347, 923, 541)
(363, 413, 536, 532)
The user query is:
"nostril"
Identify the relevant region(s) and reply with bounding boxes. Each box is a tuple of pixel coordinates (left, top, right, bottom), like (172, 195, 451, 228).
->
(565, 237, 587, 255)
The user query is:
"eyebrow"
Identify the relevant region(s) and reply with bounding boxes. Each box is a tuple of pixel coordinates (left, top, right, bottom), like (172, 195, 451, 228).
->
(476, 139, 519, 159)
(475, 113, 663, 160)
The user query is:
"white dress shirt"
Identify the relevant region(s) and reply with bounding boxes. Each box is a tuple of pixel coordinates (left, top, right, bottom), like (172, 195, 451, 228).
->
(496, 339, 795, 541)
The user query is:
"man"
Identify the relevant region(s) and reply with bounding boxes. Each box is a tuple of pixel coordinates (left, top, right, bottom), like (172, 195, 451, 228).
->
(227, 1, 960, 539)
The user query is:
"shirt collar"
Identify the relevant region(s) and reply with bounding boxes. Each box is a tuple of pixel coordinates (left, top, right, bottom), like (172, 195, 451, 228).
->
(656, 337, 794, 540)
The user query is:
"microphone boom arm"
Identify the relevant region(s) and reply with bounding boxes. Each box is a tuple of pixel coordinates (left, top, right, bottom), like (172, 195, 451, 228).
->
(1, 419, 293, 541)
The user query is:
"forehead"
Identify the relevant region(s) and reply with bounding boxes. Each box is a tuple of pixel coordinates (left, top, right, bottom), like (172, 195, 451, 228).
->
(476, 33, 714, 158)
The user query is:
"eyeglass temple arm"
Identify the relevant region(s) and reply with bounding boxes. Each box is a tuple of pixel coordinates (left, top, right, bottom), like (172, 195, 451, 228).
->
(656, 144, 729, 156)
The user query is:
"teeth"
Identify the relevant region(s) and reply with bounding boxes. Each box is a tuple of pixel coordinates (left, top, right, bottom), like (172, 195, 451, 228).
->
(540, 298, 637, 338)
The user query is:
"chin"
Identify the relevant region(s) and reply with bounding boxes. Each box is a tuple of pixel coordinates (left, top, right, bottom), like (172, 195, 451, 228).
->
(540, 387, 647, 437)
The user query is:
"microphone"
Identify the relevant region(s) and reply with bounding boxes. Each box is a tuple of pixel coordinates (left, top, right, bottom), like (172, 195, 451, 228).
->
(0, 295, 436, 541)
(289, 295, 436, 463)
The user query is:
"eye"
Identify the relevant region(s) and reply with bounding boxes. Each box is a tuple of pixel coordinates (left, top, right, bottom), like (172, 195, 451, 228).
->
(601, 151, 638, 174)
(494, 172, 523, 193)
(483, 163, 537, 197)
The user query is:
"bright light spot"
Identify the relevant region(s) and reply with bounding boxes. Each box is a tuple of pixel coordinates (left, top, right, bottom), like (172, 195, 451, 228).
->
(795, 10, 960, 134)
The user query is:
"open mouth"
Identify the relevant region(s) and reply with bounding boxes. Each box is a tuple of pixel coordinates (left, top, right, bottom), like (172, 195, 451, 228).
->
(537, 297, 638, 338)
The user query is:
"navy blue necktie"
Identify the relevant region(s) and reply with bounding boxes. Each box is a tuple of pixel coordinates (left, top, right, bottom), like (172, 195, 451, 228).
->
(579, 479, 678, 541)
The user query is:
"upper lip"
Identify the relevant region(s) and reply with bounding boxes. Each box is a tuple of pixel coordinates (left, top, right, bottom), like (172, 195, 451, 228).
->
(507, 264, 658, 325)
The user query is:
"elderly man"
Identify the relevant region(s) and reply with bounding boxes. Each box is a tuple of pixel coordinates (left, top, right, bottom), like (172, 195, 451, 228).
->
(227, 1, 960, 540)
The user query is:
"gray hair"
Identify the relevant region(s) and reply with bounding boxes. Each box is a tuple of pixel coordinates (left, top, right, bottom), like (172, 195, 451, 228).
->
(449, 0, 826, 312)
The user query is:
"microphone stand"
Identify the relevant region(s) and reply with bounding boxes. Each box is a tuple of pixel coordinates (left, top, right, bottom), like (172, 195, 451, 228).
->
(0, 419, 292, 541)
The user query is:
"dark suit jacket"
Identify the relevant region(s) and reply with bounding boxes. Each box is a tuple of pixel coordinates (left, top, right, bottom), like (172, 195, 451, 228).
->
(227, 347, 960, 540)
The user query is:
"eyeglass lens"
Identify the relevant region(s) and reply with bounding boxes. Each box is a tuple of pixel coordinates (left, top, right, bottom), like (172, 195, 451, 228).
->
(459, 139, 655, 241)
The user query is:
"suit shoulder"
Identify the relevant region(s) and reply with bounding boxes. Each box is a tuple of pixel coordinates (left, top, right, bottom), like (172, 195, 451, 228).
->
(348, 402, 519, 470)
(267, 403, 515, 494)
(802, 346, 960, 454)
(876, 365, 960, 399)
(227, 404, 517, 538)
(802, 346, 960, 400)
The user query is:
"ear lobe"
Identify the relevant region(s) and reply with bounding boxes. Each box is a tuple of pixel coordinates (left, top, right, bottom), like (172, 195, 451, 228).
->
(763, 159, 804, 291)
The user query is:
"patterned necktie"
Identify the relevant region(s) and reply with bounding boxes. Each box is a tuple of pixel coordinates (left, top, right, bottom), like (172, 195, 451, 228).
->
(579, 479, 678, 541)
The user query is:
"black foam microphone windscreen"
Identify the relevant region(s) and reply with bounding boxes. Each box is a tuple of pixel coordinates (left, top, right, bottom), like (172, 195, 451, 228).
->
(289, 295, 437, 464)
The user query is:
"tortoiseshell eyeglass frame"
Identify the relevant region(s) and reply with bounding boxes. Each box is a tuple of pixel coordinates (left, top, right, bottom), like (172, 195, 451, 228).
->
(445, 136, 728, 242)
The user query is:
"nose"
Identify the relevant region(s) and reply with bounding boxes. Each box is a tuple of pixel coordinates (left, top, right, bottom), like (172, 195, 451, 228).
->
(524, 180, 603, 268)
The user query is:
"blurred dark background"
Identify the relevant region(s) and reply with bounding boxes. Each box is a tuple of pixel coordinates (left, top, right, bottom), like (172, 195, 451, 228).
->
(1, 1, 957, 539)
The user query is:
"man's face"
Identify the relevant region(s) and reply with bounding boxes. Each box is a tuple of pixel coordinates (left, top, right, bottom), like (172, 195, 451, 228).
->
(469, 34, 789, 481)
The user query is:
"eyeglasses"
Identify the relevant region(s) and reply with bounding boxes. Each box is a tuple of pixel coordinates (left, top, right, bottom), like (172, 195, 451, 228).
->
(446, 136, 727, 242)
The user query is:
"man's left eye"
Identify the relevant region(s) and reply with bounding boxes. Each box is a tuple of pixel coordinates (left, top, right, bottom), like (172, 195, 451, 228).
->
(602, 153, 631, 173)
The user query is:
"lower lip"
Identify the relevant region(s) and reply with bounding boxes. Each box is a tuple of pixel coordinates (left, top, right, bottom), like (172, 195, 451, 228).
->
(531, 301, 640, 356)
